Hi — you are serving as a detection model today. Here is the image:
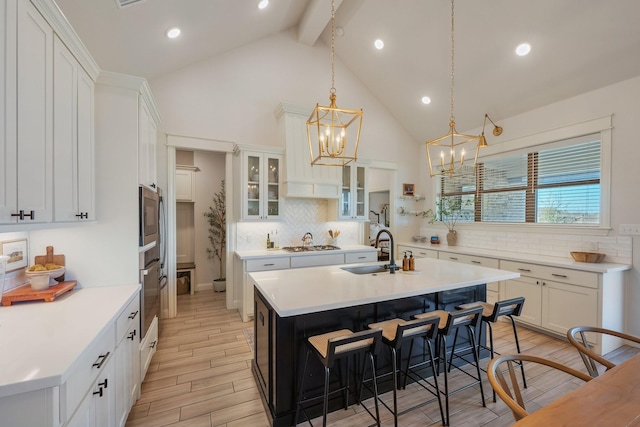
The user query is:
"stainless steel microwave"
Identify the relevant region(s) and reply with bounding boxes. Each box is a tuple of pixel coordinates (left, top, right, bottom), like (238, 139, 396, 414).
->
(139, 186, 159, 247)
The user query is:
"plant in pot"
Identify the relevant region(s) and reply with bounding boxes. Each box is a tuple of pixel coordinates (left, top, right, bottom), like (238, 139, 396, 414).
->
(204, 179, 226, 292)
(422, 196, 473, 246)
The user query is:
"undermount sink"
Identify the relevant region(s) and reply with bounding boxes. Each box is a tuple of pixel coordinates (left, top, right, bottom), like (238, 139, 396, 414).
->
(341, 264, 391, 275)
(282, 245, 340, 252)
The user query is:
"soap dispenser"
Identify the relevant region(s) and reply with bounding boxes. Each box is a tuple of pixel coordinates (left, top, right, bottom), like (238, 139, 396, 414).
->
(409, 251, 415, 271)
(402, 252, 409, 271)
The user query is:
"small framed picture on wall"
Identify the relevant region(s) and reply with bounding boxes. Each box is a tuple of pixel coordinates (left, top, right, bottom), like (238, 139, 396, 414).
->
(0, 239, 28, 272)
(403, 183, 415, 196)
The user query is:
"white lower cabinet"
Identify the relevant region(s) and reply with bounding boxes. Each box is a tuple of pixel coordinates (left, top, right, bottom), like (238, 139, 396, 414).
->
(501, 260, 622, 355)
(140, 316, 159, 381)
(67, 356, 115, 427)
(0, 290, 141, 427)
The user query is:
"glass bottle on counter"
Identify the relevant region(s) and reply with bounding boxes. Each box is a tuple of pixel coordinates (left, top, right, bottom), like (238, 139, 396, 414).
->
(409, 251, 415, 271)
(402, 252, 409, 271)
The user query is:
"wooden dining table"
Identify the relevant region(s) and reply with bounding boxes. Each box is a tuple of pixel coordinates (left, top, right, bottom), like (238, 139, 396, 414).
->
(513, 354, 640, 426)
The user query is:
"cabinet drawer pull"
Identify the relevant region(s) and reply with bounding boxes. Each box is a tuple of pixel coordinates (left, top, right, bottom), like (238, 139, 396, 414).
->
(471, 260, 481, 264)
(93, 387, 103, 397)
(98, 379, 108, 389)
(518, 268, 531, 272)
(552, 273, 568, 278)
(449, 257, 458, 260)
(128, 310, 139, 319)
(92, 352, 110, 369)
(11, 210, 35, 220)
(419, 252, 427, 255)
(263, 263, 275, 267)
(128, 330, 137, 340)
(75, 212, 88, 219)
(150, 340, 157, 349)
(358, 256, 367, 259)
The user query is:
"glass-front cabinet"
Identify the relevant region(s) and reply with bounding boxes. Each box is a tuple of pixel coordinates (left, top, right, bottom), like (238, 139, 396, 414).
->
(239, 149, 283, 221)
(333, 163, 368, 220)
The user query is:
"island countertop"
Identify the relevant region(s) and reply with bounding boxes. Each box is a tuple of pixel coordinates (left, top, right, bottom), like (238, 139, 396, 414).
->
(249, 257, 520, 317)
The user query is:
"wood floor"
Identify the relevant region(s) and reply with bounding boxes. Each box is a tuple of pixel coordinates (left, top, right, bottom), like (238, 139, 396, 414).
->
(126, 290, 639, 427)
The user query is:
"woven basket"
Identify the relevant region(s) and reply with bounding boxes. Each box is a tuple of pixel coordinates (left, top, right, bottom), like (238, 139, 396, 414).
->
(570, 251, 605, 263)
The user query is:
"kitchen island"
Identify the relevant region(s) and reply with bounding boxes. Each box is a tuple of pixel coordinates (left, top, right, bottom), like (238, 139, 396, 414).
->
(249, 257, 519, 426)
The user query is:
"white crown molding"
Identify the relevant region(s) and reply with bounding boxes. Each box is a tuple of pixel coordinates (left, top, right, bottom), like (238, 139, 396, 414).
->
(96, 71, 162, 125)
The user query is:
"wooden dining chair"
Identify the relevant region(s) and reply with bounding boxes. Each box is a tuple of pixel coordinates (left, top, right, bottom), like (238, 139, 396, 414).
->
(487, 354, 592, 422)
(567, 326, 640, 377)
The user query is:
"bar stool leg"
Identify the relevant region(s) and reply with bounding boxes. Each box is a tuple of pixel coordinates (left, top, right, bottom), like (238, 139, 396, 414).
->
(468, 325, 486, 408)
(294, 350, 311, 426)
(439, 334, 450, 426)
(369, 351, 381, 427)
(322, 366, 330, 427)
(391, 347, 399, 427)
(509, 315, 527, 387)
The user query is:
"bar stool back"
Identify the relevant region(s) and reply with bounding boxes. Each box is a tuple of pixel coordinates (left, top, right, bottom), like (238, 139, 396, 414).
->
(367, 316, 444, 426)
(415, 306, 485, 426)
(294, 328, 383, 427)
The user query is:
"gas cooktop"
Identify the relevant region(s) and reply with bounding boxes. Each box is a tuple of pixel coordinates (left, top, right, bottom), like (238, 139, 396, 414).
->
(281, 245, 340, 252)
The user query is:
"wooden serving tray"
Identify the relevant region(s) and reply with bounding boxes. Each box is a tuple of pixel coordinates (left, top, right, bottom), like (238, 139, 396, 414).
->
(1, 281, 77, 306)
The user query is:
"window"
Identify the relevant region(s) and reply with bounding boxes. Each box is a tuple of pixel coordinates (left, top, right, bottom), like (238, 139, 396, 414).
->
(441, 133, 602, 225)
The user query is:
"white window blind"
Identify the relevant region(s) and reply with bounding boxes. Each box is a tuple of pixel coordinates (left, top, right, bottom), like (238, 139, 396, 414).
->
(441, 133, 601, 224)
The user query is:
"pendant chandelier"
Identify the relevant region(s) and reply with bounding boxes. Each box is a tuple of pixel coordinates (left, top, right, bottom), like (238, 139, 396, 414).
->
(426, 0, 502, 178)
(306, 0, 363, 167)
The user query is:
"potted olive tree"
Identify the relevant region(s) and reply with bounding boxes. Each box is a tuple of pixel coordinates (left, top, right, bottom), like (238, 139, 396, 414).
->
(422, 196, 473, 246)
(204, 179, 226, 292)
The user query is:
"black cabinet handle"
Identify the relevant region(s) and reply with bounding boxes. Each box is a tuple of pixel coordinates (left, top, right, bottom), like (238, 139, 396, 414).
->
(128, 330, 136, 340)
(11, 210, 35, 220)
(263, 263, 275, 267)
(471, 260, 481, 264)
(76, 212, 88, 219)
(128, 310, 139, 319)
(449, 257, 458, 260)
(93, 387, 103, 397)
(551, 273, 568, 278)
(150, 340, 157, 349)
(92, 352, 110, 369)
(518, 268, 531, 272)
(98, 379, 108, 389)
(358, 256, 366, 259)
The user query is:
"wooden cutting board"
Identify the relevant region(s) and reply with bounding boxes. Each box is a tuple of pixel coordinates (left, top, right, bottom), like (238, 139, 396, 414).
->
(34, 246, 65, 282)
(1, 281, 77, 306)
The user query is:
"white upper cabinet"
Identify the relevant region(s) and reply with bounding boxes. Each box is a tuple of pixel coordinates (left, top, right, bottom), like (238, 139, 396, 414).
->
(53, 35, 95, 221)
(138, 95, 158, 190)
(275, 103, 341, 198)
(175, 166, 197, 202)
(0, 0, 54, 224)
(234, 146, 283, 221)
(329, 163, 369, 220)
(0, 0, 98, 226)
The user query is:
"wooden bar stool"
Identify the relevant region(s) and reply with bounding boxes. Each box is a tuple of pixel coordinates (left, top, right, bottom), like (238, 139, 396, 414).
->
(414, 306, 485, 426)
(457, 297, 526, 401)
(294, 328, 383, 427)
(367, 316, 445, 427)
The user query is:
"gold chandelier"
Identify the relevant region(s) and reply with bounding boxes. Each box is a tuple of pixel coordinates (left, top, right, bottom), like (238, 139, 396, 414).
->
(306, 0, 363, 167)
(426, 0, 502, 178)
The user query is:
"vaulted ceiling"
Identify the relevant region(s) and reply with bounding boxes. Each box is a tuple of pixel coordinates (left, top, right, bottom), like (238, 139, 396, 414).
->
(55, 0, 640, 142)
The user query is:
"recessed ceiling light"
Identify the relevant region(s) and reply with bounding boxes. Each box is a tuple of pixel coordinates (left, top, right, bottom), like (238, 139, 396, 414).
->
(515, 42, 531, 56)
(374, 39, 384, 50)
(258, 0, 269, 9)
(166, 27, 181, 39)
(421, 96, 431, 105)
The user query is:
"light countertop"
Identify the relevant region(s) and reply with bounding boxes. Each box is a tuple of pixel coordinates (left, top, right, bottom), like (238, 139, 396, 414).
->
(250, 257, 519, 317)
(397, 242, 631, 274)
(0, 284, 140, 398)
(235, 244, 376, 260)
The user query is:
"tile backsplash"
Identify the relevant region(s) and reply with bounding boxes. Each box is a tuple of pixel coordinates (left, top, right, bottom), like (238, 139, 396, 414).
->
(236, 198, 361, 250)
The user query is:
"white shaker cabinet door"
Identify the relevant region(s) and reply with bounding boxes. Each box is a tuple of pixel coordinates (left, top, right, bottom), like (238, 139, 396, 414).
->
(16, 0, 53, 223)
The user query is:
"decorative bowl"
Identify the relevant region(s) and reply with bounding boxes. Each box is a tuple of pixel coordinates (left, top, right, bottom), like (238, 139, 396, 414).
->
(25, 267, 65, 290)
(570, 252, 605, 263)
